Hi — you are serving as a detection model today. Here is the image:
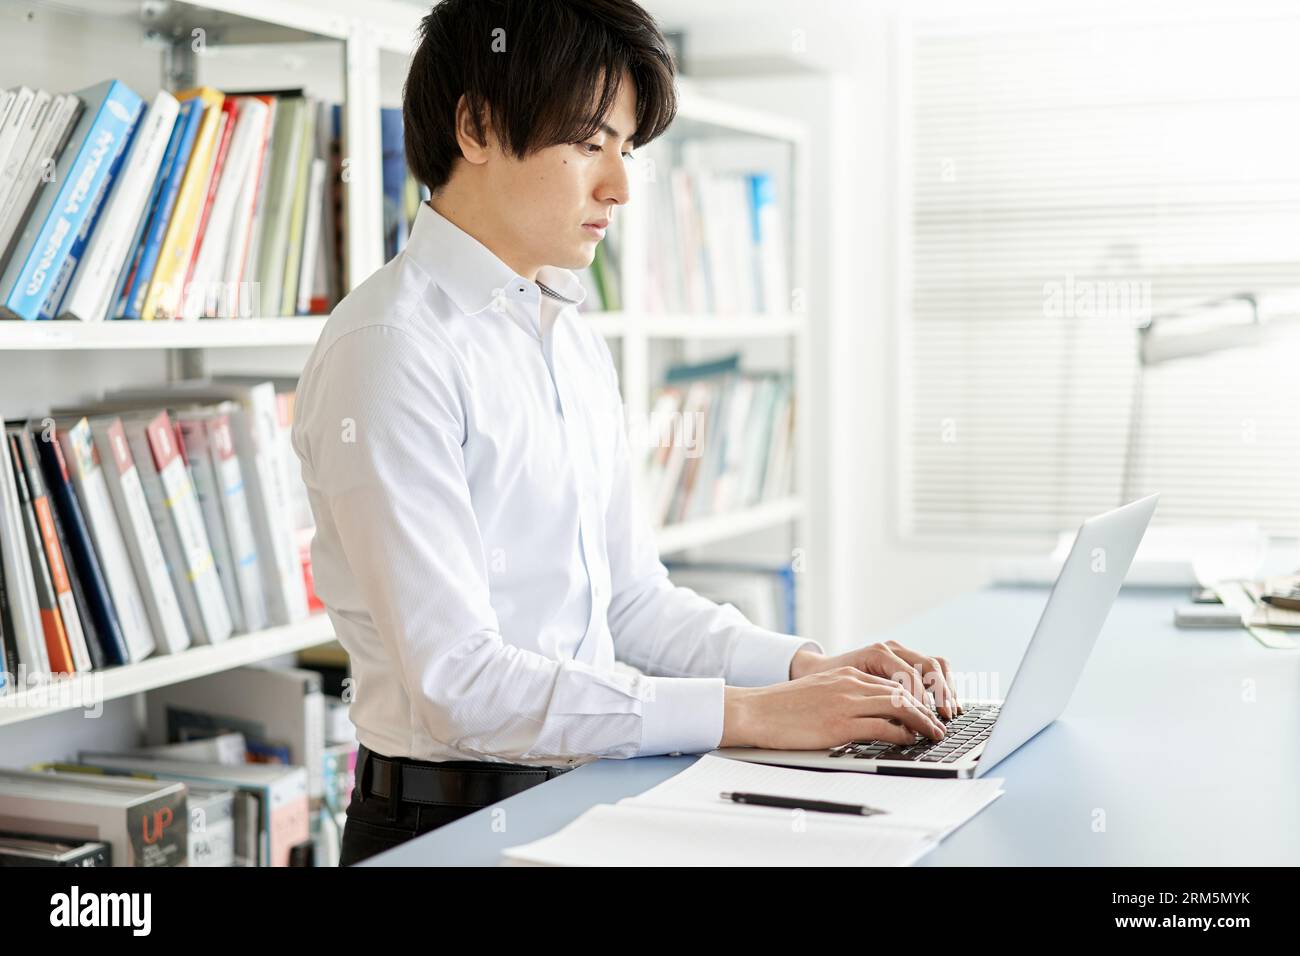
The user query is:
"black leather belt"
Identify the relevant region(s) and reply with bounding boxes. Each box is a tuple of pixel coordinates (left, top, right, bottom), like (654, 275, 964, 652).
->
(358, 744, 573, 807)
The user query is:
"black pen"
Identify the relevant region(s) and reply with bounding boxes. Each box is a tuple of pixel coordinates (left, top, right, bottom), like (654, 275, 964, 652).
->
(720, 791, 889, 816)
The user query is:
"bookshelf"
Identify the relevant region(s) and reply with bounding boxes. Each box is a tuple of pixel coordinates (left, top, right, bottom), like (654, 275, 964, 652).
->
(0, 1, 811, 736)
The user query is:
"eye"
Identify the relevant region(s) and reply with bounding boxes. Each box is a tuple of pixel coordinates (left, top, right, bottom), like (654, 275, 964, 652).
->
(581, 142, 602, 154)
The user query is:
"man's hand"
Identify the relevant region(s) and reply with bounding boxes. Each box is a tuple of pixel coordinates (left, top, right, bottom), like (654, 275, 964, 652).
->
(789, 641, 961, 719)
(720, 668, 947, 751)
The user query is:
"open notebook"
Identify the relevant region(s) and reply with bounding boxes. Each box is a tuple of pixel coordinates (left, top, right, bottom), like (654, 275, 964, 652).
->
(500, 754, 1005, 867)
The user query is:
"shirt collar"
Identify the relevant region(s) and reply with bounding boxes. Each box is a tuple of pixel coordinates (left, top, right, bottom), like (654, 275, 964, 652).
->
(405, 201, 588, 337)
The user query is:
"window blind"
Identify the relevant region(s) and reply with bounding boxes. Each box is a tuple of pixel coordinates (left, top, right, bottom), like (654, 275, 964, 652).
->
(904, 11, 1300, 537)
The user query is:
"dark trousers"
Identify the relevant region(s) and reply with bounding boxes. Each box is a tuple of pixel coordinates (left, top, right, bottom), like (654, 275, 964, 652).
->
(339, 746, 548, 866)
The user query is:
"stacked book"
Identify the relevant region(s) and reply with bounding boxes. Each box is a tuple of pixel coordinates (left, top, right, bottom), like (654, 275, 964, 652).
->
(640, 354, 795, 527)
(0, 378, 317, 689)
(2, 658, 356, 866)
(0, 80, 345, 322)
(636, 168, 787, 316)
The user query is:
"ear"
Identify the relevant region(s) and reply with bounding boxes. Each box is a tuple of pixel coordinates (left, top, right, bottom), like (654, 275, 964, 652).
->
(454, 94, 493, 166)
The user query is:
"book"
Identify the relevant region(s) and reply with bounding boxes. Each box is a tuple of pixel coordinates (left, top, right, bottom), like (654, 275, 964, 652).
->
(60, 91, 179, 322)
(145, 664, 326, 800)
(30, 423, 129, 667)
(279, 99, 316, 314)
(75, 752, 309, 867)
(140, 86, 224, 321)
(6, 428, 78, 673)
(88, 416, 191, 655)
(222, 95, 275, 318)
(0, 93, 82, 272)
(0, 768, 187, 867)
(0, 80, 142, 320)
(0, 89, 49, 223)
(119, 411, 232, 645)
(104, 381, 309, 625)
(254, 95, 306, 316)
(0, 421, 47, 677)
(177, 97, 237, 320)
(116, 97, 202, 319)
(173, 412, 244, 633)
(0, 831, 111, 867)
(188, 96, 268, 319)
(176, 406, 267, 632)
(56, 417, 156, 663)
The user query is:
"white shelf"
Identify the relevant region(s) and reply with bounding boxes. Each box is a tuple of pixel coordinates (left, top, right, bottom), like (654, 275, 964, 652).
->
(654, 497, 805, 554)
(0, 614, 335, 728)
(0, 314, 807, 349)
(0, 318, 327, 350)
(584, 312, 805, 339)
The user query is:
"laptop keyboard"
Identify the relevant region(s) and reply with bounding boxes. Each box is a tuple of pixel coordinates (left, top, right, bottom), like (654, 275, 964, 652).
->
(827, 703, 1001, 764)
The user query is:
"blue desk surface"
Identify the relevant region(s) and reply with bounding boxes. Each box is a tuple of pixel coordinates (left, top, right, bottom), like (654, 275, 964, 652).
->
(363, 585, 1300, 866)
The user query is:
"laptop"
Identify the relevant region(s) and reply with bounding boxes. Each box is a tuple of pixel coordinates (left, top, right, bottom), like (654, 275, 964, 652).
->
(713, 494, 1159, 779)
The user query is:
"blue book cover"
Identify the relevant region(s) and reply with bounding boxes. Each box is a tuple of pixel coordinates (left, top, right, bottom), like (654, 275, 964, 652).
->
(121, 98, 202, 320)
(109, 98, 198, 320)
(0, 80, 143, 321)
(39, 99, 144, 319)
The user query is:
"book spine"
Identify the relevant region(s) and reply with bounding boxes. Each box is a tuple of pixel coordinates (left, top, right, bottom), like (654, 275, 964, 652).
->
(37, 94, 144, 320)
(208, 414, 267, 631)
(62, 92, 178, 322)
(176, 416, 244, 633)
(180, 98, 238, 319)
(35, 426, 128, 667)
(145, 414, 232, 644)
(141, 87, 224, 321)
(60, 419, 156, 663)
(6, 431, 73, 673)
(93, 417, 191, 655)
(1, 82, 142, 320)
(123, 98, 203, 320)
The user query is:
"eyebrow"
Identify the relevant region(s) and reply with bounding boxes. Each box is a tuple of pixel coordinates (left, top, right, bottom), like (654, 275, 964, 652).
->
(599, 122, 629, 143)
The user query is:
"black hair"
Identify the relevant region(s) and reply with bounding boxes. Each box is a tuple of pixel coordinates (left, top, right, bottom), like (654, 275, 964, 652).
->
(403, 0, 678, 192)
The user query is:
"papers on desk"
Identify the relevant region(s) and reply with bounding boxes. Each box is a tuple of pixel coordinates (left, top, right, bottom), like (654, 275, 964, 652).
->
(499, 755, 1004, 867)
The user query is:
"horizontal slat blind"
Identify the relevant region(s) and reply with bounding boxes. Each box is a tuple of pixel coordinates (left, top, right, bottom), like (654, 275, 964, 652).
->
(906, 13, 1300, 536)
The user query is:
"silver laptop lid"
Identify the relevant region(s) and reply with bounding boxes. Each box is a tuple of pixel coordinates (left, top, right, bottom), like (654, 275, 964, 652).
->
(974, 494, 1159, 777)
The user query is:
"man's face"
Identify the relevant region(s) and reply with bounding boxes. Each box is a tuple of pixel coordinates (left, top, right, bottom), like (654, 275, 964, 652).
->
(477, 73, 637, 276)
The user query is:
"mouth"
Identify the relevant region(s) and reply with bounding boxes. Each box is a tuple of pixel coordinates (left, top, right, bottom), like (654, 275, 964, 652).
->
(582, 220, 609, 238)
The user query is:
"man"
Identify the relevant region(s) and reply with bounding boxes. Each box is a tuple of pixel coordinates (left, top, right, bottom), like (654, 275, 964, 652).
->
(293, 0, 960, 867)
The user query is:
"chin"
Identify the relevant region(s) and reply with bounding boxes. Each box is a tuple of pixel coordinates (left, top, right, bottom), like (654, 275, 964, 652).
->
(555, 246, 597, 270)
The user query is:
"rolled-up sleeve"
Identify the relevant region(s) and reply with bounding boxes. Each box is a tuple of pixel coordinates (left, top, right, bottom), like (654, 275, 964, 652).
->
(597, 338, 823, 697)
(296, 325, 724, 760)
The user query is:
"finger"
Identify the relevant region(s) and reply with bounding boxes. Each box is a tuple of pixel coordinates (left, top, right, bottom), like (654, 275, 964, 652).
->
(888, 642, 957, 719)
(861, 689, 945, 740)
(875, 648, 929, 709)
(846, 717, 916, 747)
(936, 656, 961, 715)
(852, 672, 934, 719)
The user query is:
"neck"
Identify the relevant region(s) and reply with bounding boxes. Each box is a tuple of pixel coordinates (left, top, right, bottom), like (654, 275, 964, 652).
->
(427, 194, 540, 282)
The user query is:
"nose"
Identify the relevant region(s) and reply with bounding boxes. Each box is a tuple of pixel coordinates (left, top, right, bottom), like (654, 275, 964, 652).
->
(598, 152, 632, 209)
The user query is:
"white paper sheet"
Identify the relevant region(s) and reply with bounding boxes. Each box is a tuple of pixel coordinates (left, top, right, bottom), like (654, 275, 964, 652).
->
(500, 755, 1005, 866)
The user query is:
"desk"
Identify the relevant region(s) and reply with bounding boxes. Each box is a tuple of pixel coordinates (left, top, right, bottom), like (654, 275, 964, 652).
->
(363, 585, 1300, 866)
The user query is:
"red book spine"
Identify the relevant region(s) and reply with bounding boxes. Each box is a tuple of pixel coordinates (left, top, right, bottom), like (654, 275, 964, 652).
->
(180, 97, 239, 315)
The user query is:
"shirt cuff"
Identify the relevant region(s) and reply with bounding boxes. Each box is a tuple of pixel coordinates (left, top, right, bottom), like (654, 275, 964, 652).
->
(727, 630, 824, 687)
(637, 676, 725, 756)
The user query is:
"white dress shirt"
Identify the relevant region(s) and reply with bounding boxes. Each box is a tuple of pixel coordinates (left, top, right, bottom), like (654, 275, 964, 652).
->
(291, 202, 820, 767)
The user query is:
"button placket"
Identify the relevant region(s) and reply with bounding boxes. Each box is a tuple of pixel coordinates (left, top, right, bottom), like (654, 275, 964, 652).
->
(544, 335, 607, 662)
